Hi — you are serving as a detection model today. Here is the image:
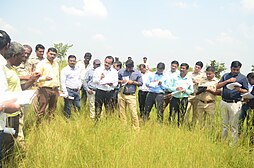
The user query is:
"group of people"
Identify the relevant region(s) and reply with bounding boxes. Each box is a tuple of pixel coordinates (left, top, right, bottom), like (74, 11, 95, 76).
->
(0, 29, 254, 163)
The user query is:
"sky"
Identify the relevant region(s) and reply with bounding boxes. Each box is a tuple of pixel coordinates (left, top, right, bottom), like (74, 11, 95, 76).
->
(1, 0, 254, 75)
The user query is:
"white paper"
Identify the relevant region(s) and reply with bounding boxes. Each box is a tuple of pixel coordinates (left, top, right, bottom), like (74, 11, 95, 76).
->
(122, 76, 129, 85)
(226, 82, 242, 90)
(0, 90, 37, 105)
(4, 127, 16, 135)
(241, 93, 254, 99)
(60, 93, 74, 100)
(171, 90, 182, 96)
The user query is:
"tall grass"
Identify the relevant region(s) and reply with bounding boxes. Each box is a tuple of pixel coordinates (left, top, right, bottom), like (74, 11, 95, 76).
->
(4, 98, 254, 168)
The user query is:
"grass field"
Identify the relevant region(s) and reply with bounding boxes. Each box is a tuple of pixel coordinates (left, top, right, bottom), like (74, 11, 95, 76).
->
(4, 97, 254, 168)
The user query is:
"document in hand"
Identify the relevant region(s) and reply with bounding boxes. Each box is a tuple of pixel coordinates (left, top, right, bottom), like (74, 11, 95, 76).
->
(171, 90, 182, 96)
(2, 90, 37, 105)
(226, 82, 242, 90)
(241, 93, 254, 99)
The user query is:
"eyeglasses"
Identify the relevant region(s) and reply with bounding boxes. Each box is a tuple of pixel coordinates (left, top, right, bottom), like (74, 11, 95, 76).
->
(95, 64, 101, 66)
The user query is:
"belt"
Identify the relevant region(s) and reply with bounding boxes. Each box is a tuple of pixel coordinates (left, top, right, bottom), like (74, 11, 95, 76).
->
(123, 92, 135, 95)
(199, 100, 215, 104)
(97, 89, 113, 93)
(67, 87, 79, 92)
(89, 87, 96, 91)
(41, 86, 58, 90)
(222, 99, 240, 103)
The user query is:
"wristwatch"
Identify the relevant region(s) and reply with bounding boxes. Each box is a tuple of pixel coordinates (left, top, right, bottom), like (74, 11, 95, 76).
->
(0, 103, 6, 113)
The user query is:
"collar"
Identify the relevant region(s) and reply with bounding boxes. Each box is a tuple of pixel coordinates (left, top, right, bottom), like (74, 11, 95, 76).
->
(155, 72, 163, 75)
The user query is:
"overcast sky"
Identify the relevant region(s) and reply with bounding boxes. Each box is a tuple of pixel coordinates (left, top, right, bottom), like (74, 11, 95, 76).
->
(1, 0, 254, 75)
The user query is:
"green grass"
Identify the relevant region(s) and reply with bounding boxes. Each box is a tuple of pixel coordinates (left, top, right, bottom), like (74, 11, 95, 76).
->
(4, 98, 254, 168)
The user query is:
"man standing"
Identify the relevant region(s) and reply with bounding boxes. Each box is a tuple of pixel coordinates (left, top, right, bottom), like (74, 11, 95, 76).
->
(144, 62, 169, 123)
(93, 56, 118, 121)
(35, 48, 59, 124)
(142, 57, 151, 71)
(186, 61, 205, 126)
(163, 60, 180, 112)
(83, 59, 101, 119)
(138, 64, 150, 118)
(60, 55, 82, 119)
(28, 44, 45, 72)
(217, 61, 248, 144)
(76, 52, 92, 104)
(196, 66, 220, 128)
(118, 59, 142, 130)
(168, 63, 193, 126)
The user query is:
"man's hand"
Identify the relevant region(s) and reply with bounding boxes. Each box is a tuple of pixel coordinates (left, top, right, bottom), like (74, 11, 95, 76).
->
(128, 80, 134, 85)
(158, 81, 162, 85)
(1, 98, 20, 114)
(234, 86, 242, 92)
(227, 78, 237, 83)
(176, 87, 183, 91)
(45, 76, 52, 81)
(100, 73, 105, 80)
(87, 90, 94, 95)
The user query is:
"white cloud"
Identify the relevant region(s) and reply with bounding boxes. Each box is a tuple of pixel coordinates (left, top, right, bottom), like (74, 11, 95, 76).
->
(61, 5, 85, 16)
(27, 27, 42, 35)
(205, 39, 215, 45)
(142, 28, 177, 40)
(174, 2, 189, 9)
(0, 18, 16, 33)
(92, 34, 106, 42)
(61, 0, 108, 18)
(216, 32, 235, 43)
(239, 23, 254, 39)
(241, 0, 254, 11)
(195, 46, 205, 52)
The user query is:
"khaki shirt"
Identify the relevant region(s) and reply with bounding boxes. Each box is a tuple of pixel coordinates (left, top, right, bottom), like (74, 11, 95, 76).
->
(35, 59, 60, 88)
(16, 61, 32, 84)
(188, 71, 206, 94)
(28, 57, 44, 72)
(197, 77, 219, 102)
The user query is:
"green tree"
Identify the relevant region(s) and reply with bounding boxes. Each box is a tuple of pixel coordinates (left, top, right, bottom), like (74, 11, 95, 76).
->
(207, 60, 226, 79)
(53, 43, 73, 61)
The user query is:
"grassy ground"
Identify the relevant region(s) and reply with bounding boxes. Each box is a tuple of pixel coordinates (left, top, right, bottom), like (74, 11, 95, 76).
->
(4, 98, 254, 168)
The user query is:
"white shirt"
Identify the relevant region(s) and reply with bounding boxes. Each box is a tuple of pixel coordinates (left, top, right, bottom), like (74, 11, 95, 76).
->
(76, 61, 92, 82)
(93, 66, 118, 91)
(60, 65, 82, 94)
(0, 55, 8, 130)
(139, 71, 151, 91)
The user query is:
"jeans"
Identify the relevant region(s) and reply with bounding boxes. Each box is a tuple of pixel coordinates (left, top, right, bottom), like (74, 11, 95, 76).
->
(64, 88, 81, 118)
(170, 97, 188, 126)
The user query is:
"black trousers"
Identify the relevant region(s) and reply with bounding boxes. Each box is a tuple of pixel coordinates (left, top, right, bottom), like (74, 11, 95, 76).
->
(138, 90, 148, 117)
(95, 89, 114, 120)
(169, 97, 188, 126)
(144, 92, 164, 122)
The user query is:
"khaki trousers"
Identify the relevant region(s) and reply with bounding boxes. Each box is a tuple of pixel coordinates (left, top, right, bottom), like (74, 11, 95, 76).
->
(118, 92, 140, 130)
(86, 90, 96, 119)
(197, 101, 215, 128)
(220, 100, 242, 144)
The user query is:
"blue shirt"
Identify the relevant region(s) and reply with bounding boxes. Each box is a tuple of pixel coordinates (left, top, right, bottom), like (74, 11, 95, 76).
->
(168, 74, 194, 98)
(146, 72, 169, 93)
(118, 68, 143, 94)
(219, 72, 248, 101)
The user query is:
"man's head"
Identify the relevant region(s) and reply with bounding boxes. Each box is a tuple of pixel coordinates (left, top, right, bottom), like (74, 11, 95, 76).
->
(230, 61, 242, 76)
(93, 59, 101, 69)
(194, 61, 203, 73)
(104, 56, 114, 70)
(68, 55, 77, 68)
(84, 52, 92, 64)
(156, 62, 165, 75)
(205, 66, 215, 80)
(4, 42, 25, 66)
(143, 57, 147, 63)
(171, 60, 179, 72)
(113, 61, 122, 71)
(22, 44, 32, 62)
(35, 44, 45, 59)
(180, 63, 189, 77)
(247, 72, 254, 85)
(0, 30, 11, 55)
(46, 47, 57, 63)
(139, 64, 147, 74)
(125, 59, 134, 72)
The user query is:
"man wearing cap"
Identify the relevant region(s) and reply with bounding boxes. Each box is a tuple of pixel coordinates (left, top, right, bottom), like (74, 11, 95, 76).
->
(60, 55, 82, 118)
(217, 61, 248, 144)
(118, 59, 142, 130)
(93, 56, 118, 120)
(83, 59, 101, 119)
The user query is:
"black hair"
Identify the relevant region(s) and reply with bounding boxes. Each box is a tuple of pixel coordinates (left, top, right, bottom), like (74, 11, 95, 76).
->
(231, 61, 242, 68)
(0, 30, 11, 50)
(180, 63, 189, 70)
(35, 44, 45, 51)
(195, 61, 203, 68)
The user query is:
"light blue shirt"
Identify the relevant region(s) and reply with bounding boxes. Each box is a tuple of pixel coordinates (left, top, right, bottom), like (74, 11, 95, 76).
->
(146, 72, 169, 93)
(169, 74, 194, 98)
(84, 68, 97, 91)
(60, 65, 82, 94)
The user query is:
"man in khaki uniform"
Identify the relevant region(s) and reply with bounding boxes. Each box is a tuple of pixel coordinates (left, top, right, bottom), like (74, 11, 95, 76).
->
(186, 61, 205, 126)
(28, 44, 45, 72)
(196, 66, 220, 128)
